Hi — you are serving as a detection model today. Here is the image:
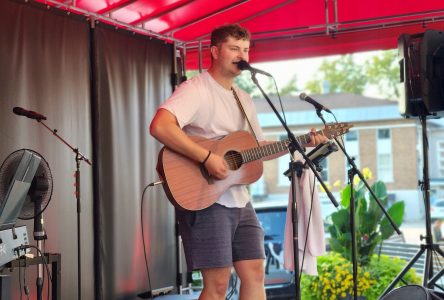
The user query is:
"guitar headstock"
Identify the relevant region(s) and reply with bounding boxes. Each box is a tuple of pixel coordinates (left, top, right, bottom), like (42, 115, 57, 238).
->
(323, 122, 353, 139)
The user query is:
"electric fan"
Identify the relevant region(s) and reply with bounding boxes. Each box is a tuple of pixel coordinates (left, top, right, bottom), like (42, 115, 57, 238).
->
(0, 149, 53, 221)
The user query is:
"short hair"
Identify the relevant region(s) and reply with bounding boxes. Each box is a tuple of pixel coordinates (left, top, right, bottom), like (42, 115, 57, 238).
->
(210, 24, 251, 48)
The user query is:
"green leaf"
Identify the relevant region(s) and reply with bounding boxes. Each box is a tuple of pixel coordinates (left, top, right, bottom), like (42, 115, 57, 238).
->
(380, 201, 405, 240)
(361, 211, 378, 234)
(328, 224, 338, 238)
(369, 181, 388, 219)
(341, 185, 351, 208)
(329, 238, 345, 253)
(331, 209, 350, 232)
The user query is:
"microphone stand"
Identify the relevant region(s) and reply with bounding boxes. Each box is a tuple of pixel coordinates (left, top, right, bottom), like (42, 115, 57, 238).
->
(249, 73, 339, 300)
(33, 196, 46, 300)
(315, 109, 401, 300)
(36, 119, 92, 300)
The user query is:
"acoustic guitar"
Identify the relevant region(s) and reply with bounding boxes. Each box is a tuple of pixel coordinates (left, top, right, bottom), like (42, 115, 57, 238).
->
(157, 122, 352, 211)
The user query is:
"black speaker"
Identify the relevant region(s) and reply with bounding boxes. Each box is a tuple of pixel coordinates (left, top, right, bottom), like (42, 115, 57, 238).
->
(381, 285, 444, 300)
(421, 30, 444, 114)
(398, 33, 431, 118)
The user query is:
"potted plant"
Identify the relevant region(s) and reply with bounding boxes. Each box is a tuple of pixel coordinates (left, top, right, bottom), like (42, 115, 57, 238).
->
(300, 168, 419, 299)
(328, 168, 405, 265)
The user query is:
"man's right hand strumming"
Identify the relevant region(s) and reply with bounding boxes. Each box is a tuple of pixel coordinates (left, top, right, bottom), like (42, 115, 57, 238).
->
(203, 153, 229, 180)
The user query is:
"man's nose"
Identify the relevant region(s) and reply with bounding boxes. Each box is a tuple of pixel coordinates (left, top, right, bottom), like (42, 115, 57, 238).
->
(238, 52, 248, 61)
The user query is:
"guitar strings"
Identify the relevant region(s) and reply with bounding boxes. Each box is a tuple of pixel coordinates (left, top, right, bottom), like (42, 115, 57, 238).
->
(219, 125, 347, 167)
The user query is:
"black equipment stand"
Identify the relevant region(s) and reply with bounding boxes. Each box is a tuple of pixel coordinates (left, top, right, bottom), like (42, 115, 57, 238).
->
(380, 115, 444, 297)
(249, 73, 339, 300)
(289, 160, 304, 299)
(36, 120, 91, 300)
(33, 196, 47, 300)
(1, 253, 61, 300)
(347, 166, 359, 299)
(315, 109, 401, 300)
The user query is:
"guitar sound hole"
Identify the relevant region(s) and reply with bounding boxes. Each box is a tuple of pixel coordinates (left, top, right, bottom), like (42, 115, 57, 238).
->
(225, 151, 243, 170)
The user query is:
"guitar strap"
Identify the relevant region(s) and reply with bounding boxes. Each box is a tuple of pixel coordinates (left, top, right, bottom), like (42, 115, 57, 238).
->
(231, 87, 260, 146)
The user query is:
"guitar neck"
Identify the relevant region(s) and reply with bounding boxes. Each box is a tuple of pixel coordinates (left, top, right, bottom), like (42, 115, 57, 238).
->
(241, 130, 320, 163)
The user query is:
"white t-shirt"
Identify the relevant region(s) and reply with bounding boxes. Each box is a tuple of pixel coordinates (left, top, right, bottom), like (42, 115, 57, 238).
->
(159, 71, 264, 208)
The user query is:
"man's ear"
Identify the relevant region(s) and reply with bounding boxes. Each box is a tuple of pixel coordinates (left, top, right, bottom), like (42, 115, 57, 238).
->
(210, 45, 219, 60)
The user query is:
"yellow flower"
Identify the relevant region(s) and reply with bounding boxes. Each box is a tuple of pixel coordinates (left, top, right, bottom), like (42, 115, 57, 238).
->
(362, 167, 373, 180)
(353, 175, 360, 185)
(333, 180, 342, 188)
(319, 182, 332, 193)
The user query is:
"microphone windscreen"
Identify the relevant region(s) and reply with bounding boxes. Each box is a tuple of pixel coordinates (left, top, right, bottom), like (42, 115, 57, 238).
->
(13, 107, 24, 115)
(299, 93, 307, 100)
(236, 60, 250, 71)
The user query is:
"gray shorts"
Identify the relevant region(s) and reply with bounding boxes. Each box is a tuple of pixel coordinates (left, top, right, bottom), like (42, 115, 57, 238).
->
(176, 202, 265, 270)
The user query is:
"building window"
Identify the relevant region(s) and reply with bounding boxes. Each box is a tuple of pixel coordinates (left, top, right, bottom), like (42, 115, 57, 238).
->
(250, 175, 267, 200)
(318, 158, 329, 181)
(378, 129, 390, 139)
(377, 128, 393, 182)
(346, 131, 358, 141)
(438, 140, 444, 177)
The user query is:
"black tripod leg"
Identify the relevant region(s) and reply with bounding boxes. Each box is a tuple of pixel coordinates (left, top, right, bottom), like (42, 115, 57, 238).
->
(425, 247, 433, 286)
(427, 245, 444, 288)
(428, 267, 444, 288)
(433, 245, 444, 257)
(380, 247, 426, 297)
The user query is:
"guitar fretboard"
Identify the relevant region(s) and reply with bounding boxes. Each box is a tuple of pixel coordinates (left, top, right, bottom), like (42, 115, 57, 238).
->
(241, 131, 319, 163)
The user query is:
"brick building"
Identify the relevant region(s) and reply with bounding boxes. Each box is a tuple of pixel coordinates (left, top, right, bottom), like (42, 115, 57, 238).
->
(250, 93, 444, 221)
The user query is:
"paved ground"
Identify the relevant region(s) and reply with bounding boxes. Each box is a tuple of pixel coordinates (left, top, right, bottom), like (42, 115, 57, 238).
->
(401, 219, 429, 244)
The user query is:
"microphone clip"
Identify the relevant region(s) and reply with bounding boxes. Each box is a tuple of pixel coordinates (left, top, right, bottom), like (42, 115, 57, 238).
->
(305, 141, 338, 171)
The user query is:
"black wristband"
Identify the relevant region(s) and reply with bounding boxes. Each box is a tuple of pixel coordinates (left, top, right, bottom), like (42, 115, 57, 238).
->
(201, 150, 212, 165)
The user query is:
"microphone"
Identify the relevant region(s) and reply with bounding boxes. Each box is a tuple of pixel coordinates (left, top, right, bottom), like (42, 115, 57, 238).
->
(299, 93, 332, 113)
(236, 60, 272, 77)
(13, 107, 47, 120)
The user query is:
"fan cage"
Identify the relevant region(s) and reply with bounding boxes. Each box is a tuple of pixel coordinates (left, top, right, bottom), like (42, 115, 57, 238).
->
(0, 149, 53, 220)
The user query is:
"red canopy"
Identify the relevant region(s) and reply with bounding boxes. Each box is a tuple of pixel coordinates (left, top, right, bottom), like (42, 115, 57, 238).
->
(40, 0, 444, 69)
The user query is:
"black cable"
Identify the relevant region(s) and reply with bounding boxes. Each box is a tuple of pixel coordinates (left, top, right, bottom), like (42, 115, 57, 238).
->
(271, 77, 287, 124)
(14, 245, 53, 286)
(329, 113, 346, 149)
(299, 172, 317, 285)
(433, 250, 444, 286)
(141, 182, 161, 300)
(19, 258, 23, 300)
(225, 272, 238, 300)
(23, 260, 29, 300)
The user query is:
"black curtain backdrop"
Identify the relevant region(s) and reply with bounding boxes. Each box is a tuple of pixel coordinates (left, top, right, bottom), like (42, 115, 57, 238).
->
(0, 0, 94, 299)
(92, 25, 175, 299)
(0, 0, 176, 299)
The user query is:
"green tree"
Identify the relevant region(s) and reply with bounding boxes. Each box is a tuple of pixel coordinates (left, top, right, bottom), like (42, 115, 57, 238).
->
(303, 51, 400, 99)
(278, 74, 298, 96)
(304, 55, 366, 94)
(364, 50, 400, 99)
(234, 72, 258, 94)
